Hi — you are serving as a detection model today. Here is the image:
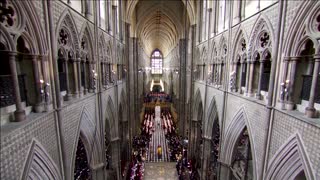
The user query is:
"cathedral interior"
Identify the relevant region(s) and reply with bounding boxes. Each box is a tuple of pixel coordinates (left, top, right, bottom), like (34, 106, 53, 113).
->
(0, 0, 320, 180)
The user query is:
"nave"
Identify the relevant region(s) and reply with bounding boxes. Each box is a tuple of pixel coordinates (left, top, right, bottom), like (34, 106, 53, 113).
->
(127, 92, 196, 180)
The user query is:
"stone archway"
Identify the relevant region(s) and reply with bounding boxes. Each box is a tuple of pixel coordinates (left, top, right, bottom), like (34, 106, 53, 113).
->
(201, 98, 220, 180)
(220, 108, 257, 180)
(265, 134, 315, 180)
(21, 140, 62, 180)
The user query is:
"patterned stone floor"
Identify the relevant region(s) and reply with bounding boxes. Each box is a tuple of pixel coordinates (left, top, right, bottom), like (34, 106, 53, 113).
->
(144, 162, 178, 180)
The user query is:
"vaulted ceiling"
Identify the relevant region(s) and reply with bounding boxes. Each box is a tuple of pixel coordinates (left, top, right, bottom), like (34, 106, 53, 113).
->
(126, 0, 195, 57)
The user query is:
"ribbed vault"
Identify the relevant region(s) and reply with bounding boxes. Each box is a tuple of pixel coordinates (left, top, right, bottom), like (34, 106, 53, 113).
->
(126, 0, 193, 57)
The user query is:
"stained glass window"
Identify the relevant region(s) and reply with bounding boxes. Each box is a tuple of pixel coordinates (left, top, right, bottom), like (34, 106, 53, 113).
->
(151, 50, 163, 74)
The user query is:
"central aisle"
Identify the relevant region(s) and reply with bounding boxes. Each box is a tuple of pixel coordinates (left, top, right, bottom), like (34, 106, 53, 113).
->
(144, 162, 178, 180)
(147, 106, 169, 162)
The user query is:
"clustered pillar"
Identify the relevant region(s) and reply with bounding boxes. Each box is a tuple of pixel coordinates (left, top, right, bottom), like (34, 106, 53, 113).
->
(8, 52, 26, 121)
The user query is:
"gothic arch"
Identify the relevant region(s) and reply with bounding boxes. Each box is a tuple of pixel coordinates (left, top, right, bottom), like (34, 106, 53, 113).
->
(126, 0, 196, 25)
(98, 33, 107, 60)
(0, 1, 47, 54)
(265, 134, 315, 180)
(193, 88, 203, 120)
(209, 41, 217, 63)
(79, 23, 94, 61)
(231, 27, 249, 62)
(0, 25, 15, 51)
(221, 107, 257, 180)
(71, 107, 103, 178)
(56, 9, 80, 52)
(22, 1, 47, 55)
(17, 31, 36, 54)
(200, 46, 208, 63)
(21, 139, 62, 180)
(204, 97, 219, 139)
(248, 14, 275, 54)
(106, 96, 117, 139)
(283, 1, 320, 57)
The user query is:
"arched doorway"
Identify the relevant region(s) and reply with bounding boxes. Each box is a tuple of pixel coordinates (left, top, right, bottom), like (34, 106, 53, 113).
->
(74, 138, 92, 180)
(119, 103, 129, 178)
(207, 119, 220, 180)
(230, 127, 253, 180)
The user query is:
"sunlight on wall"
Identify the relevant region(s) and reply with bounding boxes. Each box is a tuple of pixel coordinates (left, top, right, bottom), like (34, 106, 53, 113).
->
(245, 0, 259, 18)
(70, 0, 82, 14)
(100, 0, 106, 30)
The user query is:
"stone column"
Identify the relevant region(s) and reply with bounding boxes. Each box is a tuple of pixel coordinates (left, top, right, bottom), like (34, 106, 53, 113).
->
(64, 59, 71, 100)
(188, 119, 197, 159)
(245, 61, 250, 96)
(201, 137, 212, 180)
(111, 138, 121, 180)
(83, 61, 88, 94)
(247, 61, 255, 97)
(305, 55, 320, 118)
(286, 57, 299, 110)
(238, 61, 244, 93)
(105, 63, 109, 85)
(101, 62, 105, 87)
(77, 57, 83, 97)
(31, 55, 44, 112)
(8, 52, 26, 121)
(72, 58, 79, 97)
(90, 163, 105, 180)
(256, 60, 265, 99)
(88, 62, 93, 92)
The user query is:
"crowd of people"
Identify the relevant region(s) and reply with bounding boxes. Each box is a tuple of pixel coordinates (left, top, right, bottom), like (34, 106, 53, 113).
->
(141, 108, 155, 136)
(161, 107, 175, 135)
(128, 92, 202, 179)
(143, 92, 172, 103)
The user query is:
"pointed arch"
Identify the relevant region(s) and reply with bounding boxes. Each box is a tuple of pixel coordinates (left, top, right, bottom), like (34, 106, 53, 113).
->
(200, 46, 208, 63)
(0, 25, 15, 51)
(231, 27, 249, 62)
(71, 107, 103, 179)
(56, 9, 80, 51)
(17, 31, 36, 54)
(283, 1, 320, 56)
(21, 139, 62, 180)
(221, 107, 257, 179)
(79, 23, 94, 61)
(248, 14, 275, 53)
(98, 33, 107, 60)
(204, 97, 219, 139)
(266, 133, 315, 180)
(193, 88, 203, 120)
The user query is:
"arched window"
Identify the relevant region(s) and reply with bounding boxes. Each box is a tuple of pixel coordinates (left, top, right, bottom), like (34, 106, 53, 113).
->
(151, 50, 163, 74)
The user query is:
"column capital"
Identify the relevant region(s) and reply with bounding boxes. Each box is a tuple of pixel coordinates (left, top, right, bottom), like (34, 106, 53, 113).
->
(259, 59, 267, 63)
(314, 54, 320, 61)
(290, 56, 301, 61)
(7, 51, 17, 57)
(283, 57, 291, 61)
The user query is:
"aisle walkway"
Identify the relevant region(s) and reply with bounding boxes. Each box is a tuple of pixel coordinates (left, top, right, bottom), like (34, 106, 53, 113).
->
(147, 113, 169, 162)
(144, 162, 178, 180)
